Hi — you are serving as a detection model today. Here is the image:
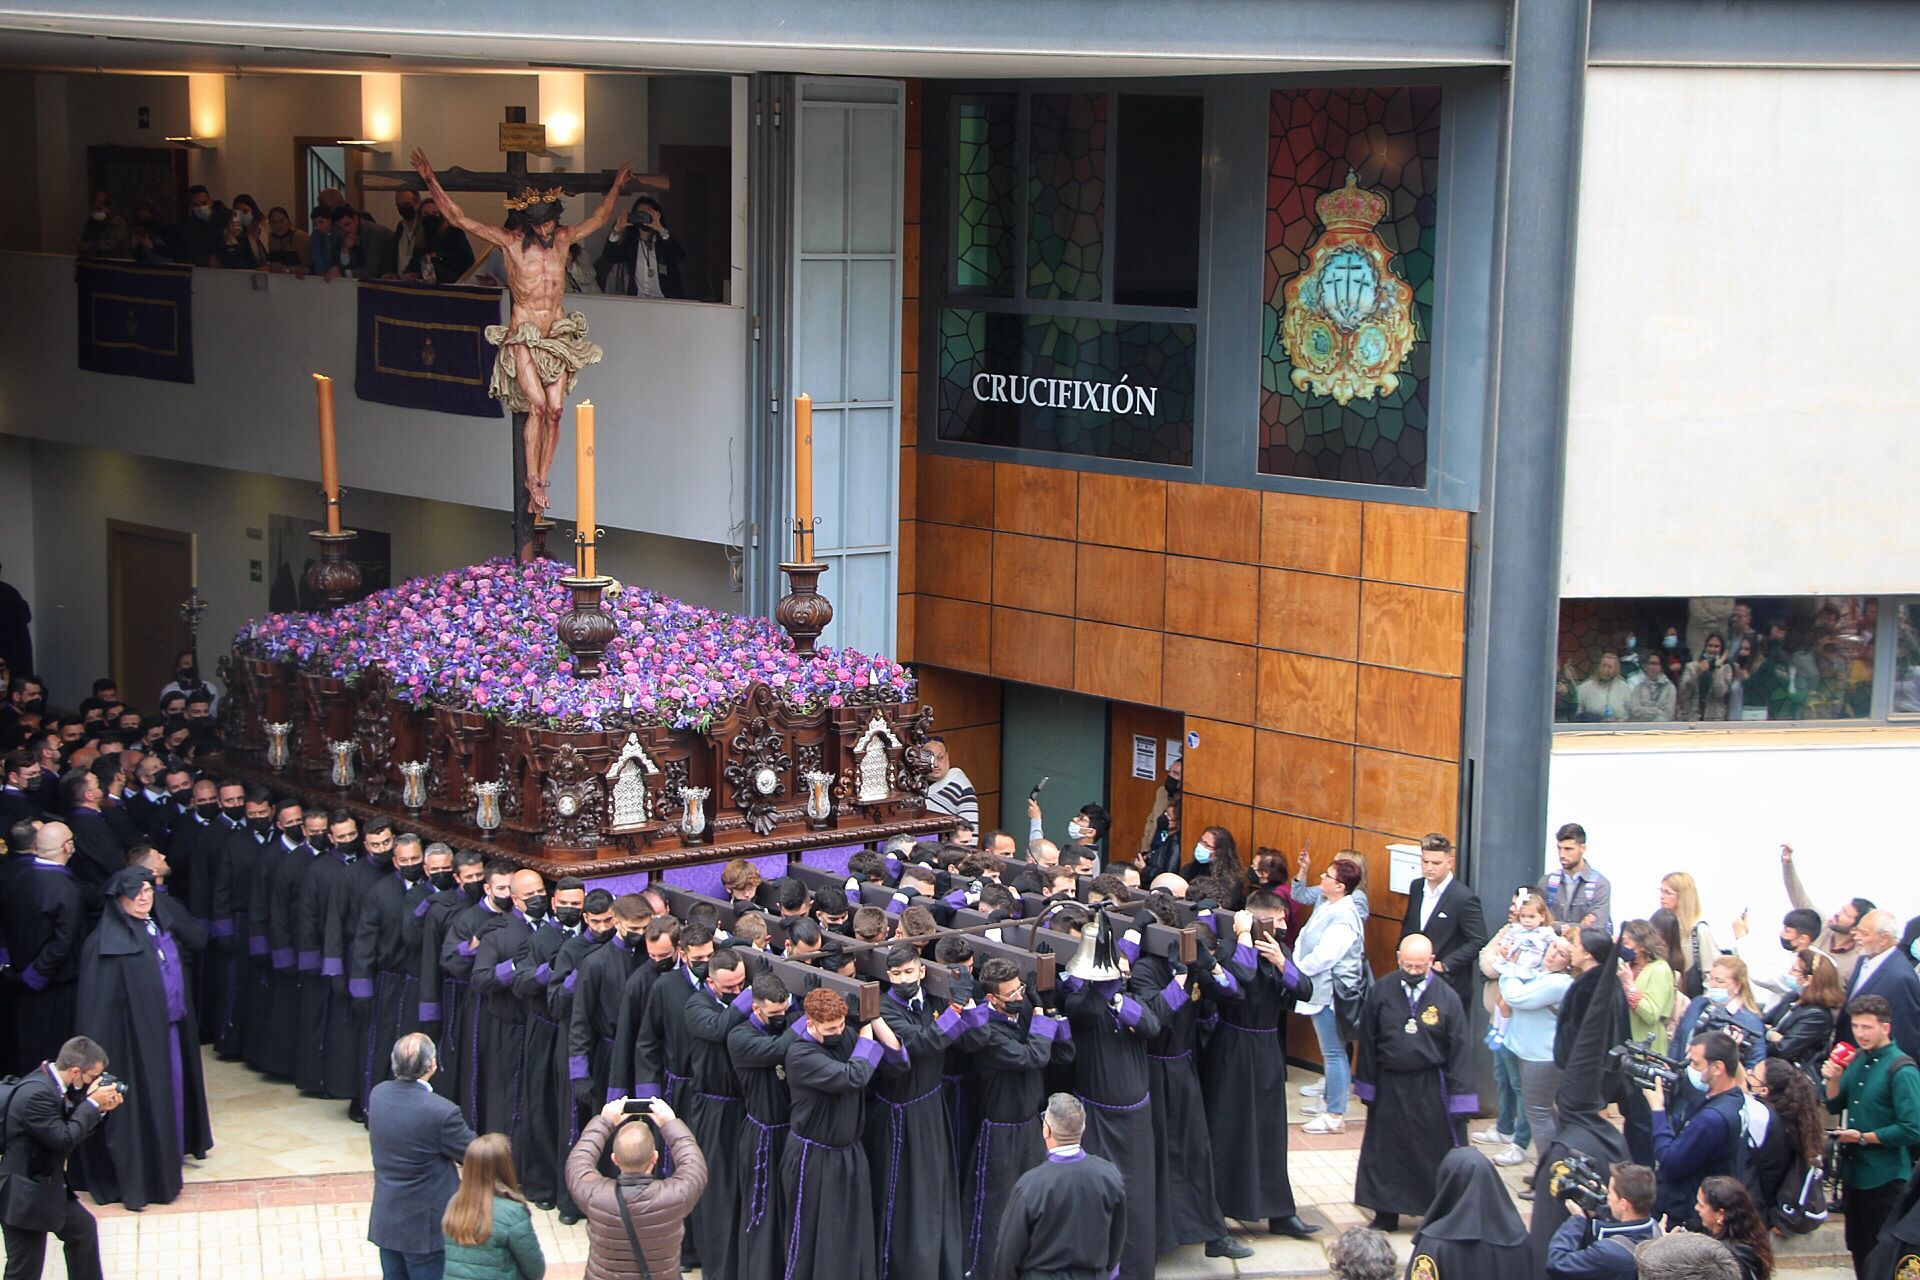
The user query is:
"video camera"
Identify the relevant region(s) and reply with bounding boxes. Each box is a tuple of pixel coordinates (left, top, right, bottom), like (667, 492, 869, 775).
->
(1695, 1004, 1754, 1050)
(1546, 1154, 1610, 1216)
(1607, 1040, 1679, 1090)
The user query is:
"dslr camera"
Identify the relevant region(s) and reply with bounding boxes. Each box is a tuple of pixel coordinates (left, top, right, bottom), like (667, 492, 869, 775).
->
(1607, 1040, 1679, 1090)
(94, 1074, 128, 1097)
(1695, 1004, 1754, 1050)
(1547, 1154, 1610, 1216)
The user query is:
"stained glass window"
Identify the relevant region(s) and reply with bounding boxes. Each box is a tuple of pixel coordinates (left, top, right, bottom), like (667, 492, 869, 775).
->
(1260, 86, 1441, 488)
(1027, 92, 1108, 303)
(953, 96, 1016, 294)
(936, 307, 1194, 465)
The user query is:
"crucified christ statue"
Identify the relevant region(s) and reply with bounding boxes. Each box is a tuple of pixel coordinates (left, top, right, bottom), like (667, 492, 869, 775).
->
(410, 148, 632, 525)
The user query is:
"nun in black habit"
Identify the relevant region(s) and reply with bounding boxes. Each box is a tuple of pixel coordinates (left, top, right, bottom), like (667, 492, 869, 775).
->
(72, 867, 212, 1211)
(1527, 930, 1633, 1274)
(1404, 1148, 1532, 1280)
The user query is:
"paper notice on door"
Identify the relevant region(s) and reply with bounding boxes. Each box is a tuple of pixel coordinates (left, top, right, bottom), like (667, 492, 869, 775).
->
(1388, 843, 1422, 895)
(1165, 738, 1182, 770)
(1131, 735, 1157, 781)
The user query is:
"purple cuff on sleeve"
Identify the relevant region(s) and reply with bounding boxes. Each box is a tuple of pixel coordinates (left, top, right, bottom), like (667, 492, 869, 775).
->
(965, 1002, 992, 1028)
(271, 948, 294, 970)
(886, 893, 908, 917)
(943, 890, 968, 909)
(883, 1042, 910, 1067)
(1117, 933, 1141, 963)
(1213, 969, 1241, 996)
(732, 988, 756, 1015)
(1110, 1267, 1121, 1280)
(1283, 960, 1302, 989)
(0, 947, 8, 968)
(632, 1083, 662, 1100)
(568, 1055, 590, 1081)
(459, 937, 478, 955)
(1447, 1093, 1480, 1115)
(1353, 1081, 1377, 1103)
(1232, 943, 1257, 969)
(883, 853, 902, 878)
(563, 970, 579, 992)
(1116, 996, 1144, 1029)
(418, 1002, 442, 1023)
(935, 1006, 965, 1039)
(20, 965, 46, 992)
(321, 957, 344, 978)
(1161, 976, 1188, 1012)
(492, 960, 515, 983)
(851, 1037, 885, 1067)
(348, 978, 374, 999)
(413, 898, 434, 918)
(248, 936, 268, 958)
(211, 919, 234, 939)
(297, 950, 321, 973)
(1059, 974, 1085, 993)
(1030, 1012, 1062, 1042)
(534, 963, 552, 985)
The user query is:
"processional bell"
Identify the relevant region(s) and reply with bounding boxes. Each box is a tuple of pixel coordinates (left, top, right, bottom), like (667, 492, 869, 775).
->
(1063, 906, 1126, 982)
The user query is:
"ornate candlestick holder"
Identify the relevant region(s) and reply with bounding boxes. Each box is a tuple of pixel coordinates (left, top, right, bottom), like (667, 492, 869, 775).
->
(775, 560, 833, 658)
(527, 516, 555, 561)
(306, 492, 362, 610)
(558, 528, 615, 679)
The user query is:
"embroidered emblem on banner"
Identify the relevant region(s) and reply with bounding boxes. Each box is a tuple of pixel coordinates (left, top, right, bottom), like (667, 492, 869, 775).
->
(1420, 1005, 1440, 1027)
(1280, 170, 1418, 405)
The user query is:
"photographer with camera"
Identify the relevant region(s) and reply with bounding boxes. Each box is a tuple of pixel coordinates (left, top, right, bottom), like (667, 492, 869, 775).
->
(1667, 957, 1767, 1129)
(1545, 1161, 1659, 1280)
(0, 1035, 123, 1280)
(595, 195, 685, 300)
(567, 1094, 705, 1280)
(1648, 1030, 1750, 1226)
(1821, 994, 1920, 1275)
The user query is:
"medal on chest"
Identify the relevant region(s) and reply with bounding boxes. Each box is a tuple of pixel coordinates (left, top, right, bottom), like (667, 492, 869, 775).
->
(1405, 1017, 1418, 1034)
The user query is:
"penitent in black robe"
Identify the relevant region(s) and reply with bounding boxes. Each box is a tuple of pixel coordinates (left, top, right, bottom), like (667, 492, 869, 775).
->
(3, 859, 84, 1075)
(350, 869, 434, 1113)
(989, 1148, 1127, 1280)
(511, 918, 575, 1205)
(1136, 948, 1231, 1248)
(1063, 971, 1175, 1280)
(470, 909, 535, 1136)
(1866, 1161, 1920, 1280)
(866, 990, 975, 1280)
(546, 925, 608, 1219)
(958, 1005, 1067, 1277)
(1199, 928, 1314, 1224)
(414, 884, 476, 1098)
(567, 933, 642, 1111)
(240, 828, 288, 1075)
(729, 1009, 793, 1280)
(779, 1021, 884, 1280)
(439, 898, 513, 1127)
(72, 902, 211, 1210)
(210, 818, 261, 1059)
(680, 983, 750, 1280)
(1405, 1147, 1533, 1280)
(1352, 972, 1477, 1217)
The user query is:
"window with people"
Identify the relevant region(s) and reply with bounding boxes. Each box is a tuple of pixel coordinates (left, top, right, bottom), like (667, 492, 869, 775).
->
(1556, 595, 1882, 724)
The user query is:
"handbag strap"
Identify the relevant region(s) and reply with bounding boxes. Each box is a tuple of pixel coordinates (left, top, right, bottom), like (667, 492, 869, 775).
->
(614, 1179, 655, 1280)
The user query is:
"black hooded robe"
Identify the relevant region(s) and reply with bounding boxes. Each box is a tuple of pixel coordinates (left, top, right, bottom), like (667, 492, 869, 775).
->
(507, 916, 570, 1202)
(1353, 973, 1477, 1218)
(3, 859, 84, 1075)
(567, 933, 642, 1113)
(546, 925, 608, 1219)
(778, 1022, 883, 1280)
(1062, 971, 1173, 1280)
(439, 898, 513, 1127)
(1197, 933, 1314, 1226)
(729, 1008, 794, 1280)
(72, 901, 211, 1210)
(1529, 962, 1635, 1272)
(680, 984, 750, 1280)
(1865, 1161, 1920, 1280)
(958, 1005, 1065, 1278)
(415, 883, 477, 1101)
(469, 910, 535, 1136)
(865, 990, 973, 1280)
(209, 817, 259, 1059)
(1404, 1148, 1533, 1280)
(1137, 948, 1232, 1247)
(241, 830, 290, 1076)
(349, 868, 434, 1114)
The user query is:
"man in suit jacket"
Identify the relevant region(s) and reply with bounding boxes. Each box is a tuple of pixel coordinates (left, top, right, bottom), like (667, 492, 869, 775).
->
(1398, 834, 1487, 1014)
(367, 1032, 479, 1280)
(1836, 910, 1920, 1060)
(0, 1035, 122, 1280)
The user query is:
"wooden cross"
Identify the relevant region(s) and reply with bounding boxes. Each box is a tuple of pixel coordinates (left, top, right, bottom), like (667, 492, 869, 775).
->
(361, 105, 670, 560)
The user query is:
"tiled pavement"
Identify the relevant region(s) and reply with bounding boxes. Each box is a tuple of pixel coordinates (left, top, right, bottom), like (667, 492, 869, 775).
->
(31, 1051, 1853, 1279)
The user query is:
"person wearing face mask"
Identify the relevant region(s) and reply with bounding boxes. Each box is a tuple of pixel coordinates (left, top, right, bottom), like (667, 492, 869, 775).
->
(626, 922, 718, 1137)
(414, 848, 486, 1102)
(505, 875, 584, 1209)
(1648, 1030, 1751, 1227)
(650, 944, 751, 1280)
(71, 867, 212, 1209)
(1761, 948, 1841, 1074)
(231, 790, 285, 1075)
(405, 197, 476, 284)
(468, 870, 548, 1137)
(727, 970, 797, 1280)
(1669, 957, 1768, 1118)
(1628, 643, 1679, 721)
(1180, 826, 1248, 909)
(1351, 934, 1476, 1232)
(77, 189, 130, 261)
(180, 184, 222, 267)
(248, 799, 312, 1081)
(348, 833, 437, 1112)
(0, 1034, 124, 1280)
(438, 862, 520, 1128)
(545, 887, 614, 1226)
(1730, 905, 1821, 1002)
(3, 824, 85, 1077)
(199, 779, 256, 1058)
(287, 811, 356, 1100)
(568, 897, 658, 1131)
(779, 987, 891, 1280)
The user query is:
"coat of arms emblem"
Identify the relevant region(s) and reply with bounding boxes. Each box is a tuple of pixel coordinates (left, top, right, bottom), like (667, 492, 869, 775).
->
(1279, 170, 1419, 405)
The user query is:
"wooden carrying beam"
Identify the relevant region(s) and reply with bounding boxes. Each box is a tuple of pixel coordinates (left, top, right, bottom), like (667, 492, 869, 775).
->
(652, 884, 879, 1020)
(946, 903, 1197, 965)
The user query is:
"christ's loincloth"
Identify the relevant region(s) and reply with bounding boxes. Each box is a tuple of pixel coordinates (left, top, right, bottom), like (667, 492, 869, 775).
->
(484, 311, 603, 412)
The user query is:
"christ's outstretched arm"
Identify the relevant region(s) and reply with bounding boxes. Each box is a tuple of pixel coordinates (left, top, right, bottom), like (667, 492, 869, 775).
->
(410, 149, 511, 248)
(569, 164, 635, 243)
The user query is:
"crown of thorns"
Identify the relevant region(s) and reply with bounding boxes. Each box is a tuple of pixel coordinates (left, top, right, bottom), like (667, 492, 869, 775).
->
(503, 186, 566, 211)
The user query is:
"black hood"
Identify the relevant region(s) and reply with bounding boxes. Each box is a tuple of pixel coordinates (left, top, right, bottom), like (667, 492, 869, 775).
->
(1412, 1148, 1527, 1247)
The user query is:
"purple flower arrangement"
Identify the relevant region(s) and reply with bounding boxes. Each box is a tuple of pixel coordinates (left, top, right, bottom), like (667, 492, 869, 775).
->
(233, 557, 914, 732)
